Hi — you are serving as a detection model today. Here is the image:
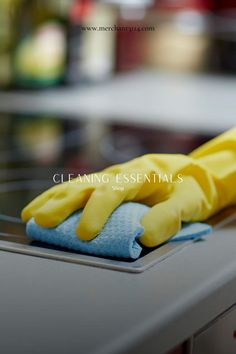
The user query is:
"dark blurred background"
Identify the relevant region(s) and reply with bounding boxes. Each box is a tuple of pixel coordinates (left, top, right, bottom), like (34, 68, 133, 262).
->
(1, 0, 236, 88)
(0, 0, 236, 220)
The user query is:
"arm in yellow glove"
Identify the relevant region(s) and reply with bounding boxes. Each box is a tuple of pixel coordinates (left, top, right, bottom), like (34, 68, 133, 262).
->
(21, 127, 236, 247)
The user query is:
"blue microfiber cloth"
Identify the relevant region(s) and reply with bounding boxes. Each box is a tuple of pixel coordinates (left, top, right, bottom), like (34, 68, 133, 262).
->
(26, 202, 212, 259)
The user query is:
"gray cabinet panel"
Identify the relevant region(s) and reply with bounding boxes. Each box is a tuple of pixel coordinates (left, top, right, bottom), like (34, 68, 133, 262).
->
(193, 306, 236, 354)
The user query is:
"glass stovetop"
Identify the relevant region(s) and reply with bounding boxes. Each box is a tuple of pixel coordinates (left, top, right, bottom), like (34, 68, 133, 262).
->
(0, 113, 219, 272)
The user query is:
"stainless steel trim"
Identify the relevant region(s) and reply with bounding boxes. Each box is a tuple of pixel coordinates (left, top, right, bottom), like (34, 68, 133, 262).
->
(0, 207, 235, 273)
(0, 238, 193, 273)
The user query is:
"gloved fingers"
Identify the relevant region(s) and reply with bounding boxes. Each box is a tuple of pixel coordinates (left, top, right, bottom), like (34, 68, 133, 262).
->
(140, 175, 214, 247)
(139, 198, 181, 247)
(75, 169, 169, 240)
(21, 184, 59, 222)
(76, 184, 125, 240)
(33, 184, 95, 228)
(21, 173, 99, 224)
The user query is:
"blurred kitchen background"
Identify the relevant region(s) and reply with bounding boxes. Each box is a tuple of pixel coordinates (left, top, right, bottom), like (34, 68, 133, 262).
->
(0, 0, 236, 221)
(1, 0, 236, 87)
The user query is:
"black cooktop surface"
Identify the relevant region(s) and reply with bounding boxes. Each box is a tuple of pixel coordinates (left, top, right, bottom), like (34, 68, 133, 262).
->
(0, 114, 213, 271)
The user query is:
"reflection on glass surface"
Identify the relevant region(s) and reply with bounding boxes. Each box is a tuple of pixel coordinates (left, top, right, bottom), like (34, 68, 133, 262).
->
(0, 113, 213, 254)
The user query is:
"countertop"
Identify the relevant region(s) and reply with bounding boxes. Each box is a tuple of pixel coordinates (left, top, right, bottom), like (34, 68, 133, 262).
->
(1, 216, 236, 354)
(0, 71, 236, 134)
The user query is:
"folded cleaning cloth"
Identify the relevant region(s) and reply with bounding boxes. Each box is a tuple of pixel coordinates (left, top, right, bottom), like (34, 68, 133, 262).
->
(26, 202, 212, 259)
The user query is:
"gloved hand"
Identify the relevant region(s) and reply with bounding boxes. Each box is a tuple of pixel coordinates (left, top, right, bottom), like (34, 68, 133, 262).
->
(21, 127, 236, 247)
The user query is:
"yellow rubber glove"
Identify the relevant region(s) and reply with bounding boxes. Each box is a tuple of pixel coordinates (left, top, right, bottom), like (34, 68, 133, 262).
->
(21, 127, 236, 247)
